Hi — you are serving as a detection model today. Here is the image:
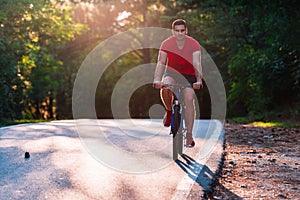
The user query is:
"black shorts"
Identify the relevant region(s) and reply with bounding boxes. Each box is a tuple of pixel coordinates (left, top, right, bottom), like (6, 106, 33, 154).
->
(163, 70, 196, 86)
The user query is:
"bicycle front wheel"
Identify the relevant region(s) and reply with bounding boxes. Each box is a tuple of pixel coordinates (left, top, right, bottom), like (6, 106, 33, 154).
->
(172, 104, 181, 160)
(171, 105, 181, 136)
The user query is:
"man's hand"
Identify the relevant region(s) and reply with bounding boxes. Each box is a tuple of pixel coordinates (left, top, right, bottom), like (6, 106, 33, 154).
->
(193, 81, 202, 90)
(153, 81, 163, 89)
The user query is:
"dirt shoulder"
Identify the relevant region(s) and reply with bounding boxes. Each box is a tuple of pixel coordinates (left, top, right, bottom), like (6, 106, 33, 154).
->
(207, 123, 300, 199)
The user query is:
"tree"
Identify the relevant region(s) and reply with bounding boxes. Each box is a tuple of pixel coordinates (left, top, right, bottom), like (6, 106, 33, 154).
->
(224, 0, 300, 119)
(152, 0, 299, 120)
(0, 0, 85, 120)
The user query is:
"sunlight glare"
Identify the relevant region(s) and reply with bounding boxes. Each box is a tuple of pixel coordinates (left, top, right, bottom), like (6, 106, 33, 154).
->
(117, 11, 131, 21)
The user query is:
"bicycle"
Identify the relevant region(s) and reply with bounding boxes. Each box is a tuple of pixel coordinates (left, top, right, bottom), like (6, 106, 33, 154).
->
(163, 84, 191, 160)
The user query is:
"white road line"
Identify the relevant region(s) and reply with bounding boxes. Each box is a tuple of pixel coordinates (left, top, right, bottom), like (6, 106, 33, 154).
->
(171, 120, 223, 200)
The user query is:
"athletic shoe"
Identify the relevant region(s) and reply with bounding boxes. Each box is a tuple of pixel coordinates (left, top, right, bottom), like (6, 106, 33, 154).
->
(185, 140, 195, 148)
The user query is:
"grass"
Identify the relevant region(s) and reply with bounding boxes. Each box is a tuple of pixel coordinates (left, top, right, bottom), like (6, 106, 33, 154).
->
(0, 119, 50, 127)
(229, 117, 300, 128)
(229, 117, 249, 124)
(250, 121, 300, 128)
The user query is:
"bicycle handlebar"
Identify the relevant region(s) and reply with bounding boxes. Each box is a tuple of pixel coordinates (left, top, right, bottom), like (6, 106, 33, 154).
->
(162, 84, 192, 89)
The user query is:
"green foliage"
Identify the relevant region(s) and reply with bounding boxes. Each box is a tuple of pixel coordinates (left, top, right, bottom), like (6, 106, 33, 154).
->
(0, 119, 50, 127)
(95, 48, 159, 118)
(220, 0, 299, 120)
(229, 117, 249, 124)
(0, 0, 299, 121)
(155, 0, 299, 120)
(229, 118, 300, 128)
(0, 0, 86, 120)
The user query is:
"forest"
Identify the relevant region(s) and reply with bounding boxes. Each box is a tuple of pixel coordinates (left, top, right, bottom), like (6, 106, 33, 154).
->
(0, 0, 299, 122)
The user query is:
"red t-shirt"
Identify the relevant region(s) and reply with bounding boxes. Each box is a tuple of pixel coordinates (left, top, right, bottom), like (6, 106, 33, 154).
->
(160, 36, 200, 75)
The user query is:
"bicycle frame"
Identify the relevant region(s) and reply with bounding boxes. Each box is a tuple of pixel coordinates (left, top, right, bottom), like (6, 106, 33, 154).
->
(163, 84, 191, 160)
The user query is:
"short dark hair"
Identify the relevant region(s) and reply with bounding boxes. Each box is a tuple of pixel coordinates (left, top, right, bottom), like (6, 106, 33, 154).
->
(172, 19, 187, 30)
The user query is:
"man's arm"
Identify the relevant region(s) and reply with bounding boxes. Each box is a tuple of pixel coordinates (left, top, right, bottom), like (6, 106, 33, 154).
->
(192, 50, 203, 89)
(153, 50, 167, 88)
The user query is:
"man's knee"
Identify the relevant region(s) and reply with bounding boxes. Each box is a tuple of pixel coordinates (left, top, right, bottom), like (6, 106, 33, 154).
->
(184, 90, 194, 103)
(186, 93, 194, 100)
(161, 87, 173, 96)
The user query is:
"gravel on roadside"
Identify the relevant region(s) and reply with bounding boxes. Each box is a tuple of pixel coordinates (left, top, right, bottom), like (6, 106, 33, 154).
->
(207, 123, 300, 200)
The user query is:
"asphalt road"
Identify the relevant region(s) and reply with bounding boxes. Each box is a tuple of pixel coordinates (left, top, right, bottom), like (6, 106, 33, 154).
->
(0, 119, 224, 200)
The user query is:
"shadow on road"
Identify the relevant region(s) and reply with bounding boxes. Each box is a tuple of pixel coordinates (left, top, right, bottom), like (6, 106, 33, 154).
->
(175, 154, 242, 199)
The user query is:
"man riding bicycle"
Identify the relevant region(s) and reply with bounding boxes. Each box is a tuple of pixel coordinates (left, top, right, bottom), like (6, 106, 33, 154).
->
(153, 19, 203, 148)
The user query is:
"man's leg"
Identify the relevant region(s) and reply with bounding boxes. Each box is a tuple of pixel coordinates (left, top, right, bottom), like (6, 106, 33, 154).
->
(161, 76, 175, 126)
(183, 87, 196, 144)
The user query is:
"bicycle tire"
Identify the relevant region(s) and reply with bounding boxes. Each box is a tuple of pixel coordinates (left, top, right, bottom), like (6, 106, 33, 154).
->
(172, 104, 181, 160)
(171, 104, 181, 135)
(173, 134, 178, 160)
(178, 131, 183, 155)
(178, 109, 184, 155)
